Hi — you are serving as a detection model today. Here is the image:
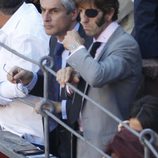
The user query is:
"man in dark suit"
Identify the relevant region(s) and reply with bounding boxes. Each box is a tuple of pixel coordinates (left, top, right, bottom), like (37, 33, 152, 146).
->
(134, 0, 158, 58)
(7, 0, 92, 157)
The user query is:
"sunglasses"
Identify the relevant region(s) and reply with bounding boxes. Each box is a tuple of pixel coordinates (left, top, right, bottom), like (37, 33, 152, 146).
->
(85, 9, 99, 18)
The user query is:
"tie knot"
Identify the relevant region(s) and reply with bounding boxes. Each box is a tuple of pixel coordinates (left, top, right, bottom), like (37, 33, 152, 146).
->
(90, 42, 101, 58)
(93, 42, 101, 47)
(56, 42, 64, 56)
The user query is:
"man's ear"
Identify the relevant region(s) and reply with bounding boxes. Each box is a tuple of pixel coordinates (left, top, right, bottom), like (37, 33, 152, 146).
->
(105, 8, 115, 22)
(71, 8, 79, 21)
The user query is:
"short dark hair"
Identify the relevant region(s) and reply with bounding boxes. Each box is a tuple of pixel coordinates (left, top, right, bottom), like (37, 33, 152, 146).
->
(75, 0, 119, 21)
(130, 95, 158, 134)
(0, 0, 24, 15)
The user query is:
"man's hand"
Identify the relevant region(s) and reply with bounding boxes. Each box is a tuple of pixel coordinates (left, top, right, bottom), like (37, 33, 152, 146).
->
(7, 66, 33, 85)
(63, 30, 85, 52)
(35, 100, 61, 114)
(56, 67, 80, 88)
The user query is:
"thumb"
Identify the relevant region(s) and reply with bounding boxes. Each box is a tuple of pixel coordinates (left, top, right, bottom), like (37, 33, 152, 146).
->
(73, 74, 80, 83)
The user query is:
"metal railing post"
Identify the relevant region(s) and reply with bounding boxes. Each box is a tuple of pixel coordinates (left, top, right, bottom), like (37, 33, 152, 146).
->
(39, 56, 54, 158)
(140, 129, 158, 158)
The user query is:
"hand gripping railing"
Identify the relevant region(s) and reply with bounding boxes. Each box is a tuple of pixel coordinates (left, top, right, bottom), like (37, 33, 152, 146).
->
(0, 41, 158, 158)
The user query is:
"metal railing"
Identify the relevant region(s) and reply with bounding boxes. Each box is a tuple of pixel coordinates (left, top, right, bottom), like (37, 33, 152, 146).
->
(0, 41, 158, 158)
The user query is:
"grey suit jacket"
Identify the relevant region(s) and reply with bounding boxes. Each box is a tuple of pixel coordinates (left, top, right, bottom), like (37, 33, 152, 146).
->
(67, 26, 142, 158)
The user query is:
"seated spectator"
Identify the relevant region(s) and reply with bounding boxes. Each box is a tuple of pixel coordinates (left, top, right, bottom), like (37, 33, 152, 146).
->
(0, 0, 49, 146)
(106, 95, 158, 158)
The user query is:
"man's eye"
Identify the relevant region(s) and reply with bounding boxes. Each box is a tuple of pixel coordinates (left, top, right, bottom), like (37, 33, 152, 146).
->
(50, 9, 59, 14)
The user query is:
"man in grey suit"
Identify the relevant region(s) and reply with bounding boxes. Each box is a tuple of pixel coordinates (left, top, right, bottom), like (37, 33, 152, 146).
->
(58, 0, 142, 157)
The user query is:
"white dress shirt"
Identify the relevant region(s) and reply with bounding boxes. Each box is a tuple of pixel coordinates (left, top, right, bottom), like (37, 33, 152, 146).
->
(0, 2, 50, 99)
(60, 23, 80, 119)
(0, 2, 50, 145)
(94, 21, 119, 58)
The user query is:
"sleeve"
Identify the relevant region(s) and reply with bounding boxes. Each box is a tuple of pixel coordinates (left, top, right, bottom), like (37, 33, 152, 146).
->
(29, 71, 44, 97)
(67, 37, 141, 87)
(0, 81, 28, 98)
(10, 34, 49, 72)
(0, 34, 48, 98)
(61, 100, 68, 119)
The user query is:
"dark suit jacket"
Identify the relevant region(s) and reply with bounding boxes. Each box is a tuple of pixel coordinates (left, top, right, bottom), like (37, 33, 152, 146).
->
(31, 24, 92, 124)
(134, 0, 158, 58)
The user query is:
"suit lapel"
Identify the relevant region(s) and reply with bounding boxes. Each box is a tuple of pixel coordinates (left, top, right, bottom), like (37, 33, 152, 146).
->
(49, 37, 57, 57)
(68, 24, 92, 123)
(95, 26, 125, 61)
(84, 26, 124, 99)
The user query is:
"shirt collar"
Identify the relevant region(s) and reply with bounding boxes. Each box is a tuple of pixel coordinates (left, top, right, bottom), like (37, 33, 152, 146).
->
(73, 22, 80, 31)
(1, 2, 26, 35)
(94, 21, 119, 44)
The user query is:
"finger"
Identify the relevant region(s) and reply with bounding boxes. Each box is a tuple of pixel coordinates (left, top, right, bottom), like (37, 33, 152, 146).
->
(73, 75, 80, 83)
(56, 70, 64, 84)
(56, 70, 66, 87)
(13, 70, 25, 81)
(8, 66, 19, 76)
(8, 67, 23, 84)
(34, 104, 41, 114)
(64, 68, 72, 82)
(60, 70, 67, 84)
(118, 120, 129, 131)
(7, 73, 16, 83)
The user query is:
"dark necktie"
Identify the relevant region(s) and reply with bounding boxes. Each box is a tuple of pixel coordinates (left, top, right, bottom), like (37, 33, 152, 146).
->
(54, 43, 64, 72)
(52, 42, 64, 101)
(90, 42, 101, 58)
(48, 43, 64, 131)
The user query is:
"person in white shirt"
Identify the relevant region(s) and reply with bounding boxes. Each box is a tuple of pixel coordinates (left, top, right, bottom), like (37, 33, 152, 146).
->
(0, 0, 49, 99)
(0, 0, 49, 146)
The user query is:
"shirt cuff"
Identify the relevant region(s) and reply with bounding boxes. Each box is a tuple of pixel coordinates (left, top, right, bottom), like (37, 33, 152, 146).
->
(23, 73, 38, 92)
(68, 45, 85, 58)
(61, 100, 67, 119)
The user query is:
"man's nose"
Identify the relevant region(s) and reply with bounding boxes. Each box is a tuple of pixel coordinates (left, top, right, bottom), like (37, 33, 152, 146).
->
(80, 12, 89, 24)
(42, 11, 51, 22)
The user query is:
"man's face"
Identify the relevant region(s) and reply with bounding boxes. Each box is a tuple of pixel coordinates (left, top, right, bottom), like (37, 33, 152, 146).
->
(79, 2, 113, 38)
(40, 0, 77, 39)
